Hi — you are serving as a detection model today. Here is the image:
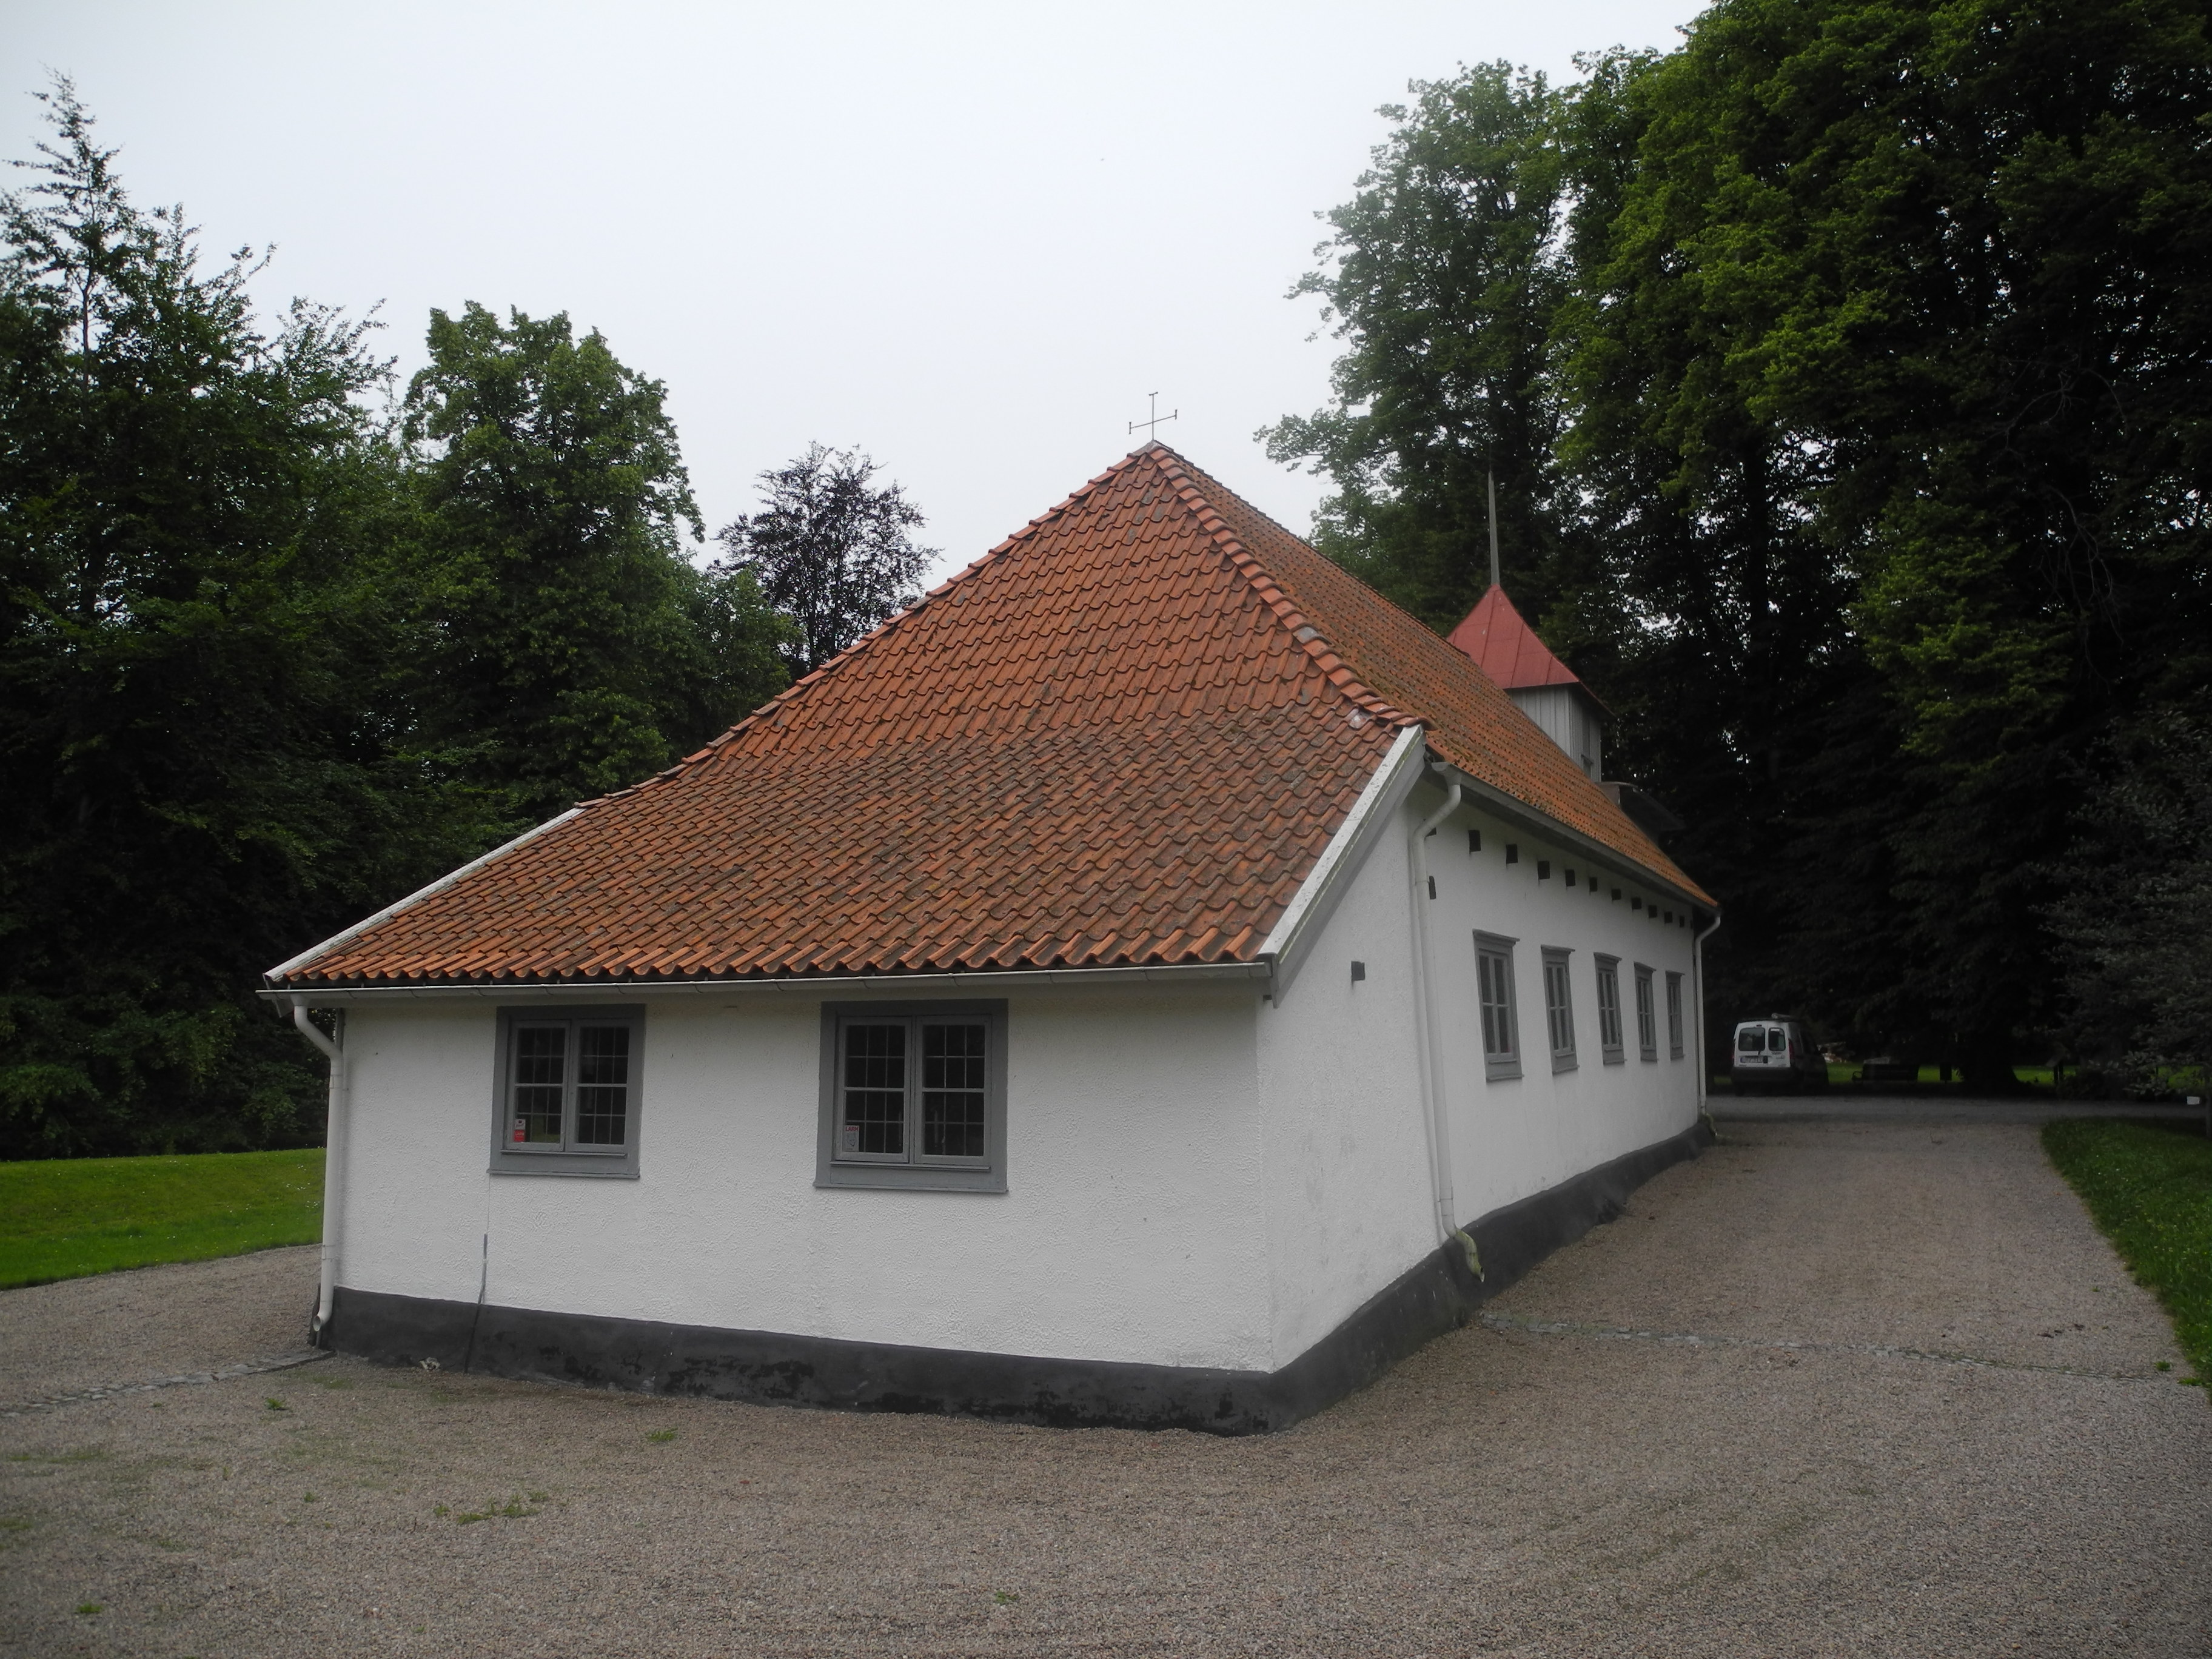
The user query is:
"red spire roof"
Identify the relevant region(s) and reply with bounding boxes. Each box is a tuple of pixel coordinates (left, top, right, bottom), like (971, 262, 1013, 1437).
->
(1446, 584, 1586, 693)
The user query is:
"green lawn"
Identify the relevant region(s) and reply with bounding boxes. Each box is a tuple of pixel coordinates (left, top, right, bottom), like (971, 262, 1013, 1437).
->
(0, 1148, 324, 1290)
(2043, 1119, 2212, 1383)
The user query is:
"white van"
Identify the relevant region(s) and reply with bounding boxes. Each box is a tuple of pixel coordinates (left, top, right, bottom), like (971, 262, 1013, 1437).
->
(1731, 1015, 1826, 1094)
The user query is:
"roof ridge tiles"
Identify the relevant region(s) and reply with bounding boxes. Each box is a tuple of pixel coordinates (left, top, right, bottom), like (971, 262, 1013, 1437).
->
(1141, 449, 1420, 736)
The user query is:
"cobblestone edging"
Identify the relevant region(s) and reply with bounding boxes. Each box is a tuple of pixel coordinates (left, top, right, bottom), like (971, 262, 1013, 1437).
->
(0, 1349, 330, 1419)
(1478, 1310, 2159, 1383)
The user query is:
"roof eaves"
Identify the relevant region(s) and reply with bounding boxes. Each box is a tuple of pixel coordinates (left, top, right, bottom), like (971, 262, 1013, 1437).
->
(264, 806, 585, 985)
(260, 959, 1279, 1004)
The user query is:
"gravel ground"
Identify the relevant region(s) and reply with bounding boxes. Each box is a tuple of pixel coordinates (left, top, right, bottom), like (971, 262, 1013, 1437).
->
(0, 1248, 317, 1408)
(3, 1114, 2207, 1658)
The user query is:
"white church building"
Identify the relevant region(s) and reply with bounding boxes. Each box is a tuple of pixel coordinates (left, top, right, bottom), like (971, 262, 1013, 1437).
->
(266, 444, 1718, 1433)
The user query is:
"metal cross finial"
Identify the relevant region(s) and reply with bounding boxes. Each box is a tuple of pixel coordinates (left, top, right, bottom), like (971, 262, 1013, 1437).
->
(1128, 392, 1179, 444)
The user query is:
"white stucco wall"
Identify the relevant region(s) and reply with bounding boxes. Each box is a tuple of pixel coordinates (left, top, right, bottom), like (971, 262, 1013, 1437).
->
(333, 982, 1273, 1371)
(1253, 779, 1702, 1372)
(1425, 783, 1701, 1224)
(333, 783, 1700, 1381)
(1255, 814, 1435, 1372)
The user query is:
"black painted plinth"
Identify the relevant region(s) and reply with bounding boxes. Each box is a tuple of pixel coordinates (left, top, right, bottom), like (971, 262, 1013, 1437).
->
(326, 1118, 1711, 1435)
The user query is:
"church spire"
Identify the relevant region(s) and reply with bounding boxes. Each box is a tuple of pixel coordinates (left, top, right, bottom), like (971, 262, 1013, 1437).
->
(1487, 470, 1500, 592)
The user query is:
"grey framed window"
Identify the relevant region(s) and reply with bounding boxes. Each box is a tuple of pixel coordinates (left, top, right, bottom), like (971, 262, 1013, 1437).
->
(1665, 971, 1685, 1060)
(1634, 965, 1658, 1061)
(490, 1005, 644, 1179)
(1475, 932, 1521, 1081)
(817, 1001, 1007, 1193)
(1594, 956, 1625, 1064)
(1540, 947, 1577, 1072)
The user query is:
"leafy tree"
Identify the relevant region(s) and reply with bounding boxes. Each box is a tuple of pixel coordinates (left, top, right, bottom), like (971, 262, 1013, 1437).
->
(1558, 33, 1904, 1065)
(1260, 64, 1578, 638)
(0, 81, 488, 1156)
(1587, 0, 2212, 1082)
(1276, 0, 2212, 1083)
(2048, 720, 2212, 1091)
(675, 558, 797, 746)
(713, 443, 934, 675)
(399, 303, 789, 820)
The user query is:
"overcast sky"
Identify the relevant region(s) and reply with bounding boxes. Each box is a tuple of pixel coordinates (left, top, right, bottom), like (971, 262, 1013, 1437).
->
(2, 1, 1701, 585)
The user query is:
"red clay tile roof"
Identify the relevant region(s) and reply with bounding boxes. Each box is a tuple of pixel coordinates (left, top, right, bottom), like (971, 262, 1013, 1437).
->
(272, 445, 1708, 988)
(1446, 583, 1589, 694)
(1155, 452, 1698, 894)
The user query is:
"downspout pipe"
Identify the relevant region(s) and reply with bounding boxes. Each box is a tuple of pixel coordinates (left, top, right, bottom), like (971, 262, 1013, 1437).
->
(291, 1001, 346, 1344)
(1692, 910, 1723, 1128)
(1409, 775, 1464, 1247)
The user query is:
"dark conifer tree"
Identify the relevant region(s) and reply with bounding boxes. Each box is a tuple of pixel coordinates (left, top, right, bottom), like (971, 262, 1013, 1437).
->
(0, 82, 489, 1155)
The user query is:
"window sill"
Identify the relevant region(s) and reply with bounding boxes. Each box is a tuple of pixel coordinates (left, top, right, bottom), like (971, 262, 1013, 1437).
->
(490, 1157, 639, 1179)
(817, 1163, 1006, 1194)
(1550, 1054, 1578, 1074)
(1601, 1051, 1626, 1066)
(1484, 1061, 1524, 1082)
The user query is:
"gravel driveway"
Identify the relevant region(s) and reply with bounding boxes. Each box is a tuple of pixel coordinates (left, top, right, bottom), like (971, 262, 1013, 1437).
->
(4, 1111, 2207, 1657)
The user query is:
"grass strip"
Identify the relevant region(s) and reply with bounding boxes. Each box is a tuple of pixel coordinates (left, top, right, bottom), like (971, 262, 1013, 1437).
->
(2042, 1119, 2211, 1381)
(0, 1148, 323, 1290)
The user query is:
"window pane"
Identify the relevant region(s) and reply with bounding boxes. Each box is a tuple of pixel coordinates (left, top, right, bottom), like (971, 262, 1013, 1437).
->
(1544, 960, 1572, 1057)
(842, 1023, 907, 1156)
(574, 1024, 630, 1146)
(1478, 950, 1514, 1060)
(920, 1022, 987, 1159)
(511, 1025, 566, 1144)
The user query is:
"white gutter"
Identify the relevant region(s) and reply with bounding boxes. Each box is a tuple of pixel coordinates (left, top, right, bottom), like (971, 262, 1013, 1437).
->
(1260, 723, 1427, 1003)
(265, 808, 584, 982)
(1409, 771, 1464, 1246)
(290, 1002, 346, 1343)
(261, 959, 1275, 1007)
(1692, 910, 1723, 1124)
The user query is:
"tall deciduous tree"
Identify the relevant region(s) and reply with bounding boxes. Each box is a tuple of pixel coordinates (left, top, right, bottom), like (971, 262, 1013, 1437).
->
(1275, 0, 2212, 1082)
(1259, 64, 1578, 638)
(2047, 720, 2212, 1090)
(714, 443, 934, 675)
(1586, 0, 2212, 1082)
(400, 304, 788, 822)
